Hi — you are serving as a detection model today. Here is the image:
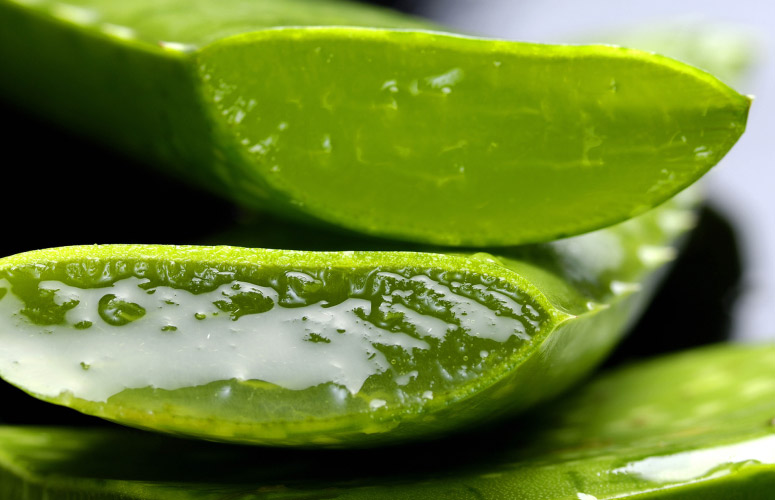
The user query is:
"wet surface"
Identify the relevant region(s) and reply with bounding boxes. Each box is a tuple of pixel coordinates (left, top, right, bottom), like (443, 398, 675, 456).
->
(0, 2, 765, 498)
(2, 343, 774, 498)
(0, 25, 743, 424)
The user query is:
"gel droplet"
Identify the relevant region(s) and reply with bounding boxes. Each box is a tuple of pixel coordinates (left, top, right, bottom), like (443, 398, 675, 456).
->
(97, 294, 145, 326)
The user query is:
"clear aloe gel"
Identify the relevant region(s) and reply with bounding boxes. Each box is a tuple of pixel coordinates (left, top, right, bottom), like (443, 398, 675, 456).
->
(0, 0, 749, 245)
(1, 343, 773, 499)
(0, 191, 697, 447)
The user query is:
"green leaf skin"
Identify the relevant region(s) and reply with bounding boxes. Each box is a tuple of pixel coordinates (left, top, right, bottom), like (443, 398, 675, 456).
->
(0, 192, 696, 447)
(1, 343, 774, 499)
(0, 0, 749, 246)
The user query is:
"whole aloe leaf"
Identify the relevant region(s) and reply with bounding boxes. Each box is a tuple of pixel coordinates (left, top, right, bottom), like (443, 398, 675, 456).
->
(0, 0, 749, 245)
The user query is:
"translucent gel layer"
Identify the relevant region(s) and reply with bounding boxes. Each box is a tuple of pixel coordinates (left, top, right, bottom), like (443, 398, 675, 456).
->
(0, 262, 546, 413)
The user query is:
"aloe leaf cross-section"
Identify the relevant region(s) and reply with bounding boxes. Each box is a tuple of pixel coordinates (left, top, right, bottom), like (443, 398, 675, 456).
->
(0, 0, 750, 245)
(1, 344, 774, 499)
(0, 192, 697, 447)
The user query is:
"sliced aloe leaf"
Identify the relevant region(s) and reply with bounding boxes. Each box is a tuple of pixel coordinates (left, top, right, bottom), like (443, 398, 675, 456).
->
(0, 0, 749, 245)
(0, 190, 697, 447)
(1, 343, 774, 499)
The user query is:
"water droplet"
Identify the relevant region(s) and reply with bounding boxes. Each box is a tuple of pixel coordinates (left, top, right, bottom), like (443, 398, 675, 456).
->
(470, 252, 502, 265)
(98, 294, 145, 326)
(194, 312, 206, 320)
(426, 67, 464, 89)
(638, 245, 677, 267)
(161, 325, 177, 332)
(51, 4, 98, 25)
(74, 321, 92, 330)
(101, 23, 135, 40)
(381, 79, 399, 93)
(610, 281, 642, 296)
(80, 361, 91, 371)
(369, 399, 387, 410)
(231, 109, 245, 124)
(158, 41, 194, 53)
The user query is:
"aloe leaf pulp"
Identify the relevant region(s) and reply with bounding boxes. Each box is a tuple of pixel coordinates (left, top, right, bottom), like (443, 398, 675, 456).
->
(0, 0, 749, 245)
(1, 343, 774, 499)
(0, 192, 695, 447)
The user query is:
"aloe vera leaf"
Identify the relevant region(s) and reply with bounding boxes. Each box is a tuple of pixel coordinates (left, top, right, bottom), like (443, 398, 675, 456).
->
(0, 190, 696, 447)
(1, 343, 774, 499)
(0, 0, 749, 246)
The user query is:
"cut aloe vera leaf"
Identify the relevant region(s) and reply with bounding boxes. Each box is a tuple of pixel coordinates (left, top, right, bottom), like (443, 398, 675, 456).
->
(0, 0, 749, 246)
(0, 191, 697, 447)
(1, 343, 774, 499)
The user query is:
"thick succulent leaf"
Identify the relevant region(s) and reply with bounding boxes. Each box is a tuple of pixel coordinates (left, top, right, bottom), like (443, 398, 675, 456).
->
(0, 192, 696, 447)
(0, 0, 749, 245)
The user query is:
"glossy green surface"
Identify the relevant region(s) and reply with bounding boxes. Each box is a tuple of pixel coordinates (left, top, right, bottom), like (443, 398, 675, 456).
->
(1, 343, 774, 499)
(0, 0, 749, 245)
(0, 192, 695, 447)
